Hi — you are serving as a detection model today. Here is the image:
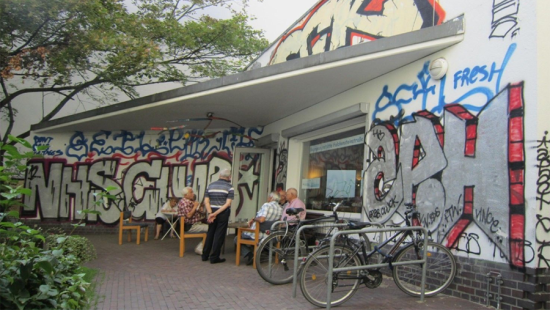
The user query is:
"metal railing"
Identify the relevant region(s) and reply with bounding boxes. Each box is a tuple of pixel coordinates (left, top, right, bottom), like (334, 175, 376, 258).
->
(324, 226, 429, 310)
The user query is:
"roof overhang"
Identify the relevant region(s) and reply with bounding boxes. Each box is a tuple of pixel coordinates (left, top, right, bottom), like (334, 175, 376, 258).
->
(32, 16, 464, 134)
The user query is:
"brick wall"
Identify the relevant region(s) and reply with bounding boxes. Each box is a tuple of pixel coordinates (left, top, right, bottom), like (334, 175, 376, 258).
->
(447, 256, 549, 310)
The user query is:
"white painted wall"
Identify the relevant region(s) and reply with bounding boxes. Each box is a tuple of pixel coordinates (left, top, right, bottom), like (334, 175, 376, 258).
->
(265, 0, 542, 269)
(23, 0, 548, 271)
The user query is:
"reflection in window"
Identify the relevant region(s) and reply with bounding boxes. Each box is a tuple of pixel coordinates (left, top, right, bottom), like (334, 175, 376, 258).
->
(301, 128, 365, 213)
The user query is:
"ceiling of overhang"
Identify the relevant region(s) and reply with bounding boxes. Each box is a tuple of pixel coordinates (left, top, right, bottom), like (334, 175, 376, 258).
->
(32, 17, 464, 134)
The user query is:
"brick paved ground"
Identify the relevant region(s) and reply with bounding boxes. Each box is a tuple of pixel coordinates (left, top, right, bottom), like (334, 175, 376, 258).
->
(84, 234, 492, 310)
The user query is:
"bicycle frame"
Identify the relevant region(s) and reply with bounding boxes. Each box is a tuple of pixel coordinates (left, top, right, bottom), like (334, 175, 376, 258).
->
(263, 216, 340, 281)
(291, 222, 353, 298)
(360, 226, 419, 265)
(260, 203, 348, 284)
(325, 226, 429, 310)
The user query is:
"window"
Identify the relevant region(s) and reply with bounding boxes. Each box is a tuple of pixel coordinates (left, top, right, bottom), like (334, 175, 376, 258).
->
(300, 127, 365, 213)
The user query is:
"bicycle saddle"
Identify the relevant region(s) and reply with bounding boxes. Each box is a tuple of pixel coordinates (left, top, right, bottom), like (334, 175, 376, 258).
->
(285, 208, 304, 216)
(348, 221, 372, 229)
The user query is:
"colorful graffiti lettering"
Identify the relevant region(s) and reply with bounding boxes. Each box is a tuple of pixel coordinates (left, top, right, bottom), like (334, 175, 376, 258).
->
(62, 128, 260, 162)
(364, 82, 526, 269)
(24, 128, 263, 225)
(269, 0, 446, 65)
(372, 43, 517, 125)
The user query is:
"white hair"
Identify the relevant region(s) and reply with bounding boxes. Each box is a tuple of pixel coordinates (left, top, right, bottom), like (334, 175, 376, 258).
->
(220, 168, 231, 178)
(268, 191, 280, 202)
(181, 187, 192, 197)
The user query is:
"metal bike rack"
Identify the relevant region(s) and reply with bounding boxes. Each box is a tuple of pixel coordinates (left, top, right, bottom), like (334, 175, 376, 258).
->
(485, 272, 503, 309)
(260, 220, 298, 282)
(290, 221, 351, 298)
(325, 226, 429, 310)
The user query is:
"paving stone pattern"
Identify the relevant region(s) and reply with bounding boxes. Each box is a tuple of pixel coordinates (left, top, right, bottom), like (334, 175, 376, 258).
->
(85, 234, 491, 310)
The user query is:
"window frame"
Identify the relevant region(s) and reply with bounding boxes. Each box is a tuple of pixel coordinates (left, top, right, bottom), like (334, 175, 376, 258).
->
(286, 116, 367, 220)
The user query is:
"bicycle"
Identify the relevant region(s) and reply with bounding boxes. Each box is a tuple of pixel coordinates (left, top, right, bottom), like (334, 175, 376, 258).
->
(255, 202, 361, 285)
(299, 204, 457, 308)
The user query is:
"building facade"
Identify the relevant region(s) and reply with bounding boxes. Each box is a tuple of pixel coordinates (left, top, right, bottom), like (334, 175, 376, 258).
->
(23, 1, 549, 309)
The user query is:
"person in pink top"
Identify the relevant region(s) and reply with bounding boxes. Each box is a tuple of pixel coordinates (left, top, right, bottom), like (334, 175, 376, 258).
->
(281, 188, 306, 223)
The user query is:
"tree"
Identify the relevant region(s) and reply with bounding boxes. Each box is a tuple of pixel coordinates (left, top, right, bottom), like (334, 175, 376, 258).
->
(0, 0, 268, 142)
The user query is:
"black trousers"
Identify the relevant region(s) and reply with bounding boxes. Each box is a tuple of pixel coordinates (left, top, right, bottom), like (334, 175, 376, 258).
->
(202, 208, 229, 261)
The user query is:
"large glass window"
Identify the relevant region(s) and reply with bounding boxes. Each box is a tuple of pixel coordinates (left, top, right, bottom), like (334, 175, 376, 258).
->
(300, 127, 365, 213)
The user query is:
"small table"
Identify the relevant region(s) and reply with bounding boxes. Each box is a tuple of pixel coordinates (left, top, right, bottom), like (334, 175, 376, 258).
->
(161, 212, 180, 240)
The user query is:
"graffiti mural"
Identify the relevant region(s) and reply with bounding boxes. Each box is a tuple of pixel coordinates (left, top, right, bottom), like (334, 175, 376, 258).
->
(275, 140, 288, 191)
(490, 0, 520, 39)
(536, 132, 550, 268)
(373, 43, 517, 125)
(269, 0, 445, 65)
(23, 128, 263, 225)
(364, 82, 526, 269)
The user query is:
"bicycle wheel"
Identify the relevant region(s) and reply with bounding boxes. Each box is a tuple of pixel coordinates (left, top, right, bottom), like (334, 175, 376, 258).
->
(300, 245, 361, 308)
(392, 241, 456, 297)
(255, 231, 298, 285)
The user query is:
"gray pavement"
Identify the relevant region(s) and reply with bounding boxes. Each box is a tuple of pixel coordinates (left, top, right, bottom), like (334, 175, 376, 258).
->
(85, 234, 491, 310)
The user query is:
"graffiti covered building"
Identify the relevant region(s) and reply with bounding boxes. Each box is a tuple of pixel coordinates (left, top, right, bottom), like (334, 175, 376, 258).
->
(26, 0, 548, 309)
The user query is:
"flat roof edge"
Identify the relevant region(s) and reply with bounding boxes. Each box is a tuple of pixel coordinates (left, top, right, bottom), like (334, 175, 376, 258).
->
(31, 15, 464, 132)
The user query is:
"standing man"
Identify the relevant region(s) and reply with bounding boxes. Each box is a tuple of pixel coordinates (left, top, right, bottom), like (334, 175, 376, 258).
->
(281, 188, 306, 223)
(203, 168, 234, 264)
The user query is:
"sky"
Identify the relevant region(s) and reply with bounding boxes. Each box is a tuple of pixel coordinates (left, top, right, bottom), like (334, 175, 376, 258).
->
(246, 0, 319, 43)
(4, 0, 320, 136)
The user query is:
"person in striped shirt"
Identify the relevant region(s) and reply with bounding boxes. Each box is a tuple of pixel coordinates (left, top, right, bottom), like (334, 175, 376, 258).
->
(202, 168, 234, 264)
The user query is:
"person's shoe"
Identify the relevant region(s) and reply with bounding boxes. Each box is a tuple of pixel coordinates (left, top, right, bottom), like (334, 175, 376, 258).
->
(201, 256, 209, 262)
(245, 253, 254, 266)
(210, 258, 226, 264)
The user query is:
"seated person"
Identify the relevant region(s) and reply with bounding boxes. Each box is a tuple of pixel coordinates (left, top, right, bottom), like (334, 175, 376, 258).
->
(177, 187, 208, 253)
(154, 197, 178, 240)
(281, 188, 306, 224)
(278, 189, 289, 208)
(236, 191, 283, 265)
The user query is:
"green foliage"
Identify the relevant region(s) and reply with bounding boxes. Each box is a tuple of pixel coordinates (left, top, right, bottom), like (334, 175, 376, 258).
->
(0, 135, 46, 212)
(0, 0, 269, 141)
(0, 217, 91, 310)
(80, 267, 101, 310)
(45, 232, 97, 264)
(0, 137, 106, 309)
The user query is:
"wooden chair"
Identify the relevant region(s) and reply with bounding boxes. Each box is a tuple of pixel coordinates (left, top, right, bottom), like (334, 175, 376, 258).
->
(179, 220, 207, 257)
(236, 224, 260, 268)
(118, 211, 149, 245)
(236, 220, 276, 269)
